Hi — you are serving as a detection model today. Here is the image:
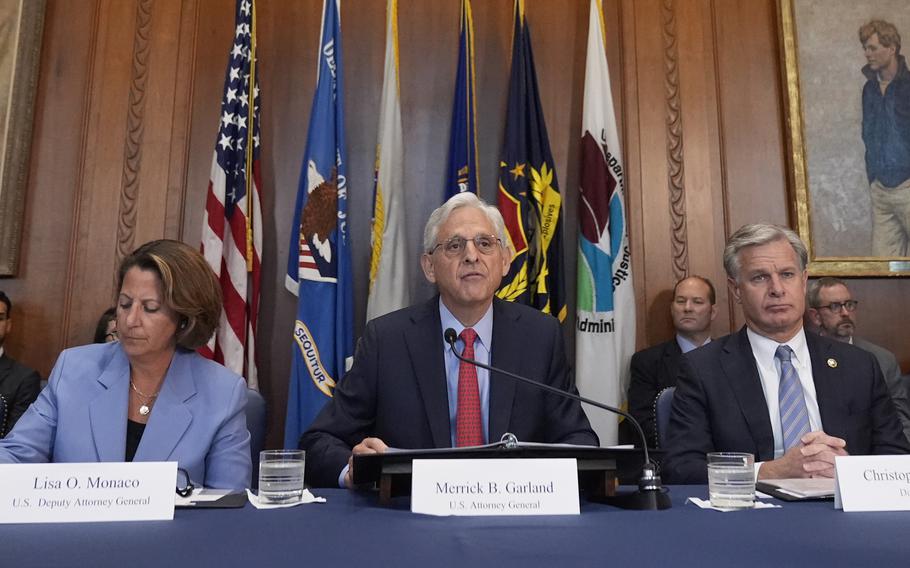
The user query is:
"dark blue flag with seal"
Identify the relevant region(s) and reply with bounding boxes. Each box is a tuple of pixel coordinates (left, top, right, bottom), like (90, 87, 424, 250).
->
(496, 1, 566, 322)
(444, 0, 479, 199)
(284, 0, 353, 447)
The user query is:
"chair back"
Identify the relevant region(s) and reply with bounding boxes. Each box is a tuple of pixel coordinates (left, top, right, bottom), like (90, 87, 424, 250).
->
(0, 394, 7, 438)
(245, 388, 267, 487)
(654, 386, 676, 449)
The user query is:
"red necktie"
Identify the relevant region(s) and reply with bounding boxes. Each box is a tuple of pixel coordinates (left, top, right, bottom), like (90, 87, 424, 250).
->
(455, 328, 483, 447)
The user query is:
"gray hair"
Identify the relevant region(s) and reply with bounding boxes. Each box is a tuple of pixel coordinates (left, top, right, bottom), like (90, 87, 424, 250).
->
(806, 276, 848, 308)
(723, 223, 808, 280)
(422, 192, 510, 254)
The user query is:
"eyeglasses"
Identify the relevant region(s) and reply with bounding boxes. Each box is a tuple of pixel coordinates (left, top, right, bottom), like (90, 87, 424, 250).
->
(176, 468, 195, 498)
(815, 300, 859, 313)
(430, 235, 502, 257)
(105, 331, 119, 342)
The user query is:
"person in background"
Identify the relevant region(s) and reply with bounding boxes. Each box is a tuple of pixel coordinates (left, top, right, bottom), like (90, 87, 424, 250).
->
(301, 192, 597, 488)
(627, 275, 716, 447)
(93, 306, 118, 343)
(663, 224, 909, 484)
(0, 240, 251, 489)
(806, 277, 910, 443)
(0, 291, 41, 436)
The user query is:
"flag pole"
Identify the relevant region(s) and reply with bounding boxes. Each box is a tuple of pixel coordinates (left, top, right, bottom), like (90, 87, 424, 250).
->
(244, 0, 257, 272)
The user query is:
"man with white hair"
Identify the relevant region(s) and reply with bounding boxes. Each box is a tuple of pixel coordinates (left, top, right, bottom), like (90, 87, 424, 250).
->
(302, 193, 597, 488)
(663, 224, 909, 484)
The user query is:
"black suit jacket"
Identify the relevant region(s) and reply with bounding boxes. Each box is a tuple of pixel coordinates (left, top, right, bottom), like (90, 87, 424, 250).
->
(663, 327, 910, 484)
(628, 339, 684, 447)
(300, 297, 598, 487)
(0, 354, 41, 436)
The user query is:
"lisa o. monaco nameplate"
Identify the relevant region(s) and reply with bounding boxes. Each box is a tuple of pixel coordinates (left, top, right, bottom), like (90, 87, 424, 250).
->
(0, 462, 177, 523)
(834, 455, 910, 512)
(411, 458, 579, 516)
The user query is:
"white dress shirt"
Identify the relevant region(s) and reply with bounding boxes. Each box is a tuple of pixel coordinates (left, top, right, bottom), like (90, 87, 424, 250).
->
(746, 327, 823, 460)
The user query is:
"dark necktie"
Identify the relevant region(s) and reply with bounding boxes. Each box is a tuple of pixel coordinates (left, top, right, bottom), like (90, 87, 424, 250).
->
(455, 328, 483, 447)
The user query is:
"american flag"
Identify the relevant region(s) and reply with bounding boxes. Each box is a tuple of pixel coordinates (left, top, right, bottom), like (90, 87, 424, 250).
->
(200, 0, 262, 389)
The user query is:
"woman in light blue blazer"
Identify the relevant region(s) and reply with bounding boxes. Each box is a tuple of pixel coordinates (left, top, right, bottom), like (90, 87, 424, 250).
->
(0, 240, 252, 490)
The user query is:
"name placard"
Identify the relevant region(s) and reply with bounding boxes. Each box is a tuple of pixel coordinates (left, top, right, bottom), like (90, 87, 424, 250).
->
(0, 462, 177, 523)
(411, 458, 579, 516)
(834, 455, 910, 512)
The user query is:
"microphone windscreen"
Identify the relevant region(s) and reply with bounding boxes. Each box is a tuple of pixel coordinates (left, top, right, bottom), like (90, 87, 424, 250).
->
(443, 328, 458, 346)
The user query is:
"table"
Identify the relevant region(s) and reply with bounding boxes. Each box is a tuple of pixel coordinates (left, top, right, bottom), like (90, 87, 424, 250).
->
(6, 487, 907, 567)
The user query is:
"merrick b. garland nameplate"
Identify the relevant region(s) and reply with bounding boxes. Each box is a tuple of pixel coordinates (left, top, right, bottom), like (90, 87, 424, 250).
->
(834, 455, 910, 512)
(0, 462, 177, 523)
(411, 458, 579, 516)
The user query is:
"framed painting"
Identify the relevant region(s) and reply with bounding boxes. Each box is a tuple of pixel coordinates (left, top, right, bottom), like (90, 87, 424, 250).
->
(780, 0, 910, 276)
(0, 0, 45, 276)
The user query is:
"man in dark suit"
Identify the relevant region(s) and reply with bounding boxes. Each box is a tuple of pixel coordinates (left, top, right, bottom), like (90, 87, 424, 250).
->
(663, 225, 909, 484)
(301, 193, 597, 488)
(0, 291, 41, 436)
(627, 275, 716, 447)
(806, 277, 910, 444)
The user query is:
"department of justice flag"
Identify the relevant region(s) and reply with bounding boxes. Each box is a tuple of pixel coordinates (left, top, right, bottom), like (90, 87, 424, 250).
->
(496, 0, 566, 322)
(575, 0, 636, 446)
(284, 0, 353, 447)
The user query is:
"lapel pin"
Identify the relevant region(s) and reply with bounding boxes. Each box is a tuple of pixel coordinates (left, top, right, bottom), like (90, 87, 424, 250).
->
(827, 358, 838, 368)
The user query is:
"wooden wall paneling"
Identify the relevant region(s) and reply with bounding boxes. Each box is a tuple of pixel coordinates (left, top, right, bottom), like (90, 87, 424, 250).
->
(661, 0, 688, 283)
(625, 0, 676, 346)
(618, 0, 646, 350)
(713, 0, 788, 332)
(63, 0, 140, 347)
(113, 0, 155, 268)
(164, 0, 201, 241)
(129, 1, 187, 246)
(673, 0, 729, 333)
(1, 0, 101, 376)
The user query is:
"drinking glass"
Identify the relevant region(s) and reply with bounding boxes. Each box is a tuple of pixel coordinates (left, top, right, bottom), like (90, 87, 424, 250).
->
(707, 452, 755, 508)
(259, 449, 305, 504)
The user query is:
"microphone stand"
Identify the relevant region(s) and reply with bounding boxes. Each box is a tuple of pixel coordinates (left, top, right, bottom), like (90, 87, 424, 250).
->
(445, 329, 671, 510)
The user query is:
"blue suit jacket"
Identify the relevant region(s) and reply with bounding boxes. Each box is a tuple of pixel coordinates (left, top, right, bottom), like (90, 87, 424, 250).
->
(663, 327, 910, 484)
(0, 343, 251, 490)
(301, 297, 598, 487)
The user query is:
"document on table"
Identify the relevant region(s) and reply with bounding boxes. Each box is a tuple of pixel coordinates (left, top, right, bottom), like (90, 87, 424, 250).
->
(756, 478, 835, 500)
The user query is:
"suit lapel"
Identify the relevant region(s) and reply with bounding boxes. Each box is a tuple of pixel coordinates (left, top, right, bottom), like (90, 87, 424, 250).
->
(134, 350, 195, 462)
(806, 333, 840, 431)
(661, 340, 683, 388)
(89, 349, 130, 461)
(488, 300, 518, 442)
(723, 328, 775, 458)
(404, 297, 451, 448)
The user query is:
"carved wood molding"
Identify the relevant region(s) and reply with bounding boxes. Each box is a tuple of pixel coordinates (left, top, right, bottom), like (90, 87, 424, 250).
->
(115, 0, 154, 272)
(661, 0, 688, 280)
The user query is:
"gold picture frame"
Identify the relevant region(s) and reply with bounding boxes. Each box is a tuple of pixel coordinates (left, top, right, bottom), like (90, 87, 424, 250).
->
(779, 0, 910, 276)
(0, 0, 45, 277)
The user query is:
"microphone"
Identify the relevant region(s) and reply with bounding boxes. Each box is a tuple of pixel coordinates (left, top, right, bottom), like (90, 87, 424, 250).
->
(444, 327, 671, 510)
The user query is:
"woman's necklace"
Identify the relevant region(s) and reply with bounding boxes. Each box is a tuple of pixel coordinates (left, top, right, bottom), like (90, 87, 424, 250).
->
(130, 381, 160, 416)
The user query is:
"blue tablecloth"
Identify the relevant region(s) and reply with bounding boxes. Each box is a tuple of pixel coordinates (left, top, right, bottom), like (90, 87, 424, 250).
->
(6, 487, 907, 567)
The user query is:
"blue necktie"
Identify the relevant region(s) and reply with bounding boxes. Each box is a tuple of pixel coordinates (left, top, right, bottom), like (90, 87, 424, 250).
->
(775, 345, 811, 450)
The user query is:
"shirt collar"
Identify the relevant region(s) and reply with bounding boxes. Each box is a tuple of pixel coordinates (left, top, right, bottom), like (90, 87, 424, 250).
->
(746, 325, 808, 366)
(439, 299, 494, 350)
(676, 334, 711, 354)
(0, 346, 4, 359)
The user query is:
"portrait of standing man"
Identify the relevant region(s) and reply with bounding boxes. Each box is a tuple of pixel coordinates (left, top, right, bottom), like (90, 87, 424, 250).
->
(860, 20, 910, 257)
